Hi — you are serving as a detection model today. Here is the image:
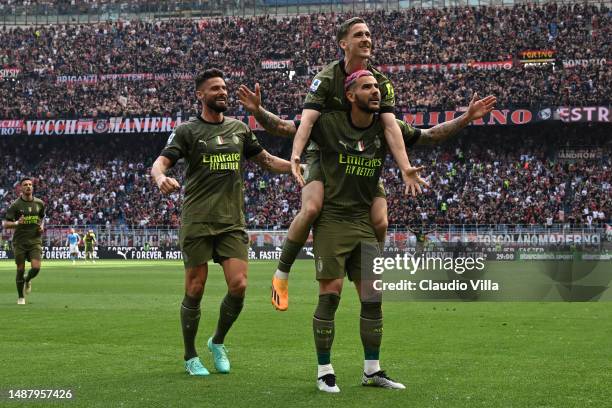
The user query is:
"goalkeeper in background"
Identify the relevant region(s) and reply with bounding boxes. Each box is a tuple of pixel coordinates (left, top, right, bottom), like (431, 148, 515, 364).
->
(83, 229, 97, 263)
(66, 228, 81, 265)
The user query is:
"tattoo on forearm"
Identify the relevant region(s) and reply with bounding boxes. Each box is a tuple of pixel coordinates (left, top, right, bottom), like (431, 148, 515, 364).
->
(255, 108, 280, 132)
(421, 115, 468, 145)
(256, 152, 275, 172)
(254, 108, 295, 137)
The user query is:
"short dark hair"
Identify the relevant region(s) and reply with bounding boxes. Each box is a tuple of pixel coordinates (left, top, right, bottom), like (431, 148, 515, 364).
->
(336, 17, 366, 44)
(195, 69, 225, 90)
(20, 177, 33, 185)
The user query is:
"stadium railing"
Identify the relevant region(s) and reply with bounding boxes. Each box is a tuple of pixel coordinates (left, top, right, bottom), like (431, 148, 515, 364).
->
(1, 0, 608, 26)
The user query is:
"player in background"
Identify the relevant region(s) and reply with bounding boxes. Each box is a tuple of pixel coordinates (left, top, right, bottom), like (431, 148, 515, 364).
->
(408, 224, 436, 253)
(237, 83, 496, 309)
(2, 178, 46, 305)
(151, 69, 293, 377)
(259, 17, 427, 311)
(83, 229, 97, 263)
(66, 228, 81, 265)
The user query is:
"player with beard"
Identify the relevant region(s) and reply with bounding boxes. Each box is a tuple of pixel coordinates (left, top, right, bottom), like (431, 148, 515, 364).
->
(238, 76, 496, 309)
(151, 69, 293, 377)
(305, 71, 409, 392)
(265, 17, 427, 311)
(2, 177, 45, 305)
(239, 72, 495, 391)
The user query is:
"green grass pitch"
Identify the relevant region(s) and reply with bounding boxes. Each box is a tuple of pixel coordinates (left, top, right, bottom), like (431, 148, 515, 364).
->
(1, 260, 611, 407)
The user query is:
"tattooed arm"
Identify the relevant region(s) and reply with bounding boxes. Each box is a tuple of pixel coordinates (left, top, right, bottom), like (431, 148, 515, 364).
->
(251, 149, 292, 174)
(254, 106, 297, 138)
(238, 83, 297, 138)
(418, 93, 497, 145)
(418, 114, 471, 145)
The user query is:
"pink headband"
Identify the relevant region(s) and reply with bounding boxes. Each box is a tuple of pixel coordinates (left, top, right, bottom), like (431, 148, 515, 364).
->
(344, 69, 374, 91)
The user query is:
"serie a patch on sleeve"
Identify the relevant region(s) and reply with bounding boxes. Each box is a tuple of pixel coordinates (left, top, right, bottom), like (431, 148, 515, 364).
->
(166, 132, 176, 146)
(309, 79, 322, 92)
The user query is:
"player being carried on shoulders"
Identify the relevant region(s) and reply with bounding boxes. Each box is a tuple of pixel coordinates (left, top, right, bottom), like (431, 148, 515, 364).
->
(247, 17, 429, 311)
(239, 63, 496, 312)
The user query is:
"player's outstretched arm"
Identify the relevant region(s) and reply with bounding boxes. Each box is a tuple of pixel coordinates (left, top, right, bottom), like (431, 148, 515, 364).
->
(418, 93, 497, 145)
(381, 112, 428, 197)
(238, 84, 297, 138)
(251, 150, 292, 174)
(151, 156, 181, 195)
(291, 109, 321, 186)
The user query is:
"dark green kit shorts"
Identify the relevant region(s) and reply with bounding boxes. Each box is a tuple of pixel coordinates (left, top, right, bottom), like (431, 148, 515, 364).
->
(312, 218, 378, 281)
(13, 242, 42, 265)
(180, 223, 249, 267)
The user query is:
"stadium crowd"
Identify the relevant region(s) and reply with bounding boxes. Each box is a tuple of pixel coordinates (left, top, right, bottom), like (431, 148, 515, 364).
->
(1, 3, 610, 118)
(0, 124, 609, 229)
(0, 0, 238, 12)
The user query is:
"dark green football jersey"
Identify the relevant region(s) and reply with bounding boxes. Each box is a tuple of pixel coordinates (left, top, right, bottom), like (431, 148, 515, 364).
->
(311, 112, 420, 221)
(397, 119, 421, 148)
(304, 60, 395, 114)
(161, 116, 263, 228)
(297, 117, 420, 161)
(4, 196, 45, 246)
(84, 232, 96, 247)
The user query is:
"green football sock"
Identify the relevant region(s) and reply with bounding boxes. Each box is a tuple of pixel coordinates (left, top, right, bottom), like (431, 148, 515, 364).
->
(26, 268, 40, 282)
(180, 294, 201, 361)
(277, 239, 304, 273)
(313, 293, 340, 365)
(360, 302, 383, 360)
(16, 268, 25, 298)
(212, 293, 244, 344)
